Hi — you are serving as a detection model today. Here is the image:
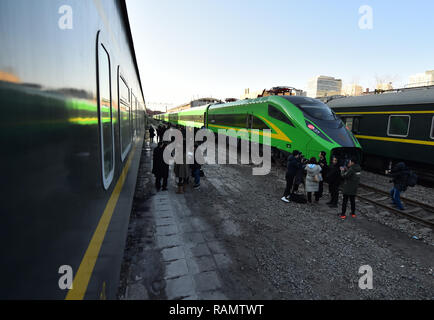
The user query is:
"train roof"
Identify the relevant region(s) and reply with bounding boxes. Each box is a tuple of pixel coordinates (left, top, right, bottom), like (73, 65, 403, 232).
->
(119, 0, 145, 107)
(208, 95, 299, 110)
(327, 86, 434, 108)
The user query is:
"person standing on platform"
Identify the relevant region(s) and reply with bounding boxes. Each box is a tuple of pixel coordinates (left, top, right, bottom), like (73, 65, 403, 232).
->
(339, 158, 362, 219)
(326, 156, 341, 208)
(191, 143, 202, 189)
(149, 126, 155, 143)
(318, 151, 328, 199)
(174, 142, 190, 194)
(152, 142, 169, 192)
(281, 150, 302, 203)
(157, 125, 165, 143)
(305, 157, 322, 203)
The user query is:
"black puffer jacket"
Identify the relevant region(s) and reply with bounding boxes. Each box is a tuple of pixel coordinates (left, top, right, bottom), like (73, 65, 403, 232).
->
(152, 145, 169, 178)
(326, 163, 341, 186)
(318, 158, 328, 179)
(286, 155, 302, 178)
(341, 164, 362, 196)
(389, 162, 410, 192)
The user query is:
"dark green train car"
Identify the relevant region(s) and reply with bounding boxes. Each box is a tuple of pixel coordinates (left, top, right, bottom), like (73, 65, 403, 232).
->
(0, 0, 146, 299)
(328, 88, 434, 173)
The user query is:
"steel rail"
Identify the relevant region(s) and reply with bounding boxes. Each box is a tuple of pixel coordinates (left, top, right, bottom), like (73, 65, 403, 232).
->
(359, 183, 434, 213)
(358, 183, 434, 229)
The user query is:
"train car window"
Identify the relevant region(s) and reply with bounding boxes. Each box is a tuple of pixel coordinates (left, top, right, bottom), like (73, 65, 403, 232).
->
(344, 117, 353, 131)
(430, 116, 434, 139)
(353, 117, 360, 133)
(135, 98, 139, 134)
(268, 105, 294, 127)
(98, 44, 115, 190)
(296, 101, 337, 121)
(169, 113, 179, 122)
(212, 113, 249, 128)
(252, 116, 269, 130)
(387, 115, 410, 137)
(120, 78, 130, 103)
(119, 74, 131, 161)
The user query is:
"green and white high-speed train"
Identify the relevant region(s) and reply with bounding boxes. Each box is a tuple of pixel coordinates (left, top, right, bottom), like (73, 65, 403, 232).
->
(154, 96, 362, 163)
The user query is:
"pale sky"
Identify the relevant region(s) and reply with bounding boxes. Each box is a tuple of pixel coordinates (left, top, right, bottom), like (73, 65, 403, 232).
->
(126, 0, 434, 111)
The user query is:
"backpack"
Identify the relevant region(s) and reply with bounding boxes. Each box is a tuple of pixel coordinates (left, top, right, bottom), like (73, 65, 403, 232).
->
(290, 193, 308, 204)
(406, 170, 418, 187)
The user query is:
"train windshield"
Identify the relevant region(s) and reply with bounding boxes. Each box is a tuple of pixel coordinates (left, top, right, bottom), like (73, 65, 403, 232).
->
(297, 101, 337, 121)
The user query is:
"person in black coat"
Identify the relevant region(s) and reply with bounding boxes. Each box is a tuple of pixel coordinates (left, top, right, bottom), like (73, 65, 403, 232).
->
(190, 143, 202, 189)
(318, 151, 328, 199)
(157, 125, 166, 143)
(152, 142, 169, 191)
(281, 150, 302, 203)
(149, 126, 156, 143)
(326, 156, 341, 208)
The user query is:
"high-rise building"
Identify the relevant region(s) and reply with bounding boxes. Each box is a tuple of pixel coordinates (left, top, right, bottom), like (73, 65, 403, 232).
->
(408, 70, 434, 88)
(376, 82, 393, 91)
(168, 98, 222, 112)
(241, 87, 306, 99)
(307, 75, 342, 98)
(342, 83, 363, 96)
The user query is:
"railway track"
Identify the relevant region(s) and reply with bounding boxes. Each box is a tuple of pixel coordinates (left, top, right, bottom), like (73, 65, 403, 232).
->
(358, 183, 434, 229)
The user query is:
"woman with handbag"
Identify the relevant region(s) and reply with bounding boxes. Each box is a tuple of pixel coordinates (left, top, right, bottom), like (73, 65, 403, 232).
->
(305, 157, 322, 203)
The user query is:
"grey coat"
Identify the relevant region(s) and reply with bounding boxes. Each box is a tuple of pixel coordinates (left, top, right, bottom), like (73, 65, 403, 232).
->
(305, 164, 322, 192)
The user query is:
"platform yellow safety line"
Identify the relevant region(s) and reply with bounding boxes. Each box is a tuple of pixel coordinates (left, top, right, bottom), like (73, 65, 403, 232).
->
(65, 146, 136, 300)
(355, 134, 434, 146)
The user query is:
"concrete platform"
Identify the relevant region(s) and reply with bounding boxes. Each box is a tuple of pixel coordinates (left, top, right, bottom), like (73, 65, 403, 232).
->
(119, 142, 434, 300)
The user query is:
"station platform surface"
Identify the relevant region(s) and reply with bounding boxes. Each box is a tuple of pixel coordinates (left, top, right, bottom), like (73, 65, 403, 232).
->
(118, 141, 434, 300)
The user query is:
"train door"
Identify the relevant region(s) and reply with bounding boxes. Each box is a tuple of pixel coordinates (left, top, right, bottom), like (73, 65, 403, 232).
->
(246, 114, 253, 129)
(246, 114, 253, 139)
(131, 93, 137, 139)
(135, 97, 137, 137)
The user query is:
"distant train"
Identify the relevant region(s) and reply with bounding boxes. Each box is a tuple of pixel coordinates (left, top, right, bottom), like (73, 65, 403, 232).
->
(0, 0, 147, 299)
(154, 96, 362, 164)
(327, 87, 434, 182)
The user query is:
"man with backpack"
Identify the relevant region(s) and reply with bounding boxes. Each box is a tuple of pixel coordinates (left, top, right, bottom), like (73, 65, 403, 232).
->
(386, 162, 415, 211)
